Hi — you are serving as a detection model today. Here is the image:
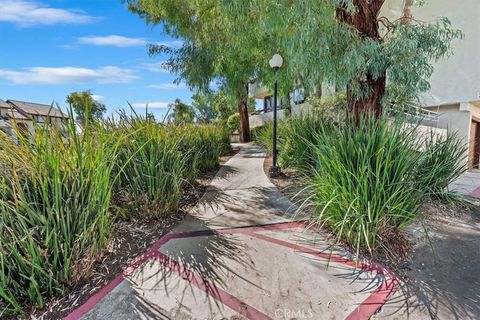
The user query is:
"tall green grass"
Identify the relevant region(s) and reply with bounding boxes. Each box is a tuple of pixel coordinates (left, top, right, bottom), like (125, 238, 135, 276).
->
(106, 113, 186, 218)
(305, 115, 424, 255)
(278, 115, 326, 171)
(106, 112, 231, 219)
(0, 109, 231, 315)
(174, 123, 231, 178)
(302, 114, 467, 256)
(415, 131, 468, 201)
(253, 121, 275, 156)
(0, 114, 119, 315)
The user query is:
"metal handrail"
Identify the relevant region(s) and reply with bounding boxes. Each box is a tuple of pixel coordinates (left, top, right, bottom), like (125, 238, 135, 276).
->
(388, 102, 439, 126)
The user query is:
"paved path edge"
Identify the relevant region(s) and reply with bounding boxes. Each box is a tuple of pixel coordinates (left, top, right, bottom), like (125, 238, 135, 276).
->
(64, 221, 399, 320)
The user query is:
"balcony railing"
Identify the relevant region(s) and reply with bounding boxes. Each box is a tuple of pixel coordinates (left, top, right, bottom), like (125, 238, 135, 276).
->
(387, 102, 439, 127)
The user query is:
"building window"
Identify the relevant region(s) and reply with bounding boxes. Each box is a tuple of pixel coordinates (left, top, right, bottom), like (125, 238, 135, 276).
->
(263, 95, 285, 112)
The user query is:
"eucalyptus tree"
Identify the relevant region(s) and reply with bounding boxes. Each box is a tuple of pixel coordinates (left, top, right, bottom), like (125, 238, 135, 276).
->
(126, 0, 274, 142)
(225, 0, 462, 120)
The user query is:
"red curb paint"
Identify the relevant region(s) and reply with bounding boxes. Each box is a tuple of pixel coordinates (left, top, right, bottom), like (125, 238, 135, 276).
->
(65, 220, 397, 320)
(470, 185, 480, 198)
(154, 251, 272, 320)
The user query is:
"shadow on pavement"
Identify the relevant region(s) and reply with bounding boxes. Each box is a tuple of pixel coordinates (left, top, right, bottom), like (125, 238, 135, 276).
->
(379, 214, 480, 319)
(125, 217, 253, 319)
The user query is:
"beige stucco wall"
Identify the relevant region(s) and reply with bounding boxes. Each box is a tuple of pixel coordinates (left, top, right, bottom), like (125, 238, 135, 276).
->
(426, 103, 475, 165)
(382, 0, 480, 106)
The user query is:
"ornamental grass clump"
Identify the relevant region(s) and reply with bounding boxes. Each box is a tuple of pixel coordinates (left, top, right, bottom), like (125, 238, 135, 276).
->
(415, 131, 468, 202)
(278, 115, 327, 171)
(106, 113, 185, 218)
(0, 114, 119, 316)
(107, 112, 231, 218)
(176, 123, 231, 178)
(305, 115, 424, 256)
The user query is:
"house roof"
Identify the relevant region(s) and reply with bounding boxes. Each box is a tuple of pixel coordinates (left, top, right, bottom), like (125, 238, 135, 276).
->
(5, 110, 29, 120)
(0, 99, 9, 109)
(7, 99, 66, 118)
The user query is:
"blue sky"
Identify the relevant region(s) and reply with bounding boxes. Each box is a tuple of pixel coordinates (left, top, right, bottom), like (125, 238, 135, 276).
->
(0, 0, 193, 120)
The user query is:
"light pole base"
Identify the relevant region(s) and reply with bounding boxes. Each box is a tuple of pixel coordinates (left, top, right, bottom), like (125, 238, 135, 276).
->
(268, 165, 282, 178)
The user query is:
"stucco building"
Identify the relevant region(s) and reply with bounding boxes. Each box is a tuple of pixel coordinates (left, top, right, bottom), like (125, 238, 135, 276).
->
(383, 0, 480, 168)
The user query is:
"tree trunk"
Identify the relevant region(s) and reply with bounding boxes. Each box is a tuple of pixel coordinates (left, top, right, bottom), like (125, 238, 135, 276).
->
(337, 0, 386, 120)
(347, 73, 386, 122)
(237, 84, 250, 143)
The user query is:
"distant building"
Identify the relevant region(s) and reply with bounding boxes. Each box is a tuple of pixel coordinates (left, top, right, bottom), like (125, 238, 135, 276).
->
(0, 99, 67, 138)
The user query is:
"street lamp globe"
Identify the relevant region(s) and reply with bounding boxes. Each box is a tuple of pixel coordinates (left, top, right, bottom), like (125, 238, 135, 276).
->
(269, 53, 283, 70)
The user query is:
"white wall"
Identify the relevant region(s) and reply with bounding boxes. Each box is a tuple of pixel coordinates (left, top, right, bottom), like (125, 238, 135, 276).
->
(382, 0, 480, 106)
(249, 102, 311, 128)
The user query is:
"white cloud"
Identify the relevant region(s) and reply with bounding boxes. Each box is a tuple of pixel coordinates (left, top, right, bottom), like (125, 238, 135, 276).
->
(0, 66, 138, 84)
(132, 102, 170, 109)
(154, 40, 184, 48)
(91, 94, 104, 102)
(0, 0, 95, 26)
(148, 83, 186, 90)
(78, 35, 146, 47)
(141, 62, 169, 73)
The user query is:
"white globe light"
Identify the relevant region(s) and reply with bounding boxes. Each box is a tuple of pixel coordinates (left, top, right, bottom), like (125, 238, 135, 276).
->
(269, 53, 283, 69)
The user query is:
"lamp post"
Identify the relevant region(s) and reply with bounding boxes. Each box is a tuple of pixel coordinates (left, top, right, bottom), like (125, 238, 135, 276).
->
(268, 53, 283, 177)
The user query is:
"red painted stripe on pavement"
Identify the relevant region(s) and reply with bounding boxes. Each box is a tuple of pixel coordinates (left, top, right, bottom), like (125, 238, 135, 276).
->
(65, 233, 175, 320)
(64, 221, 300, 319)
(345, 278, 399, 320)
(470, 185, 480, 198)
(244, 231, 398, 320)
(155, 251, 272, 320)
(66, 220, 397, 320)
(244, 231, 375, 272)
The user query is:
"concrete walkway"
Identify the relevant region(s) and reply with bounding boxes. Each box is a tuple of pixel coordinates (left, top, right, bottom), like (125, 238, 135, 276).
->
(450, 170, 480, 198)
(65, 144, 396, 320)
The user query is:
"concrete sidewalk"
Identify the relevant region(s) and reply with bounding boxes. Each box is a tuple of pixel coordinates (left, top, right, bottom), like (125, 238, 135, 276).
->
(450, 170, 480, 198)
(66, 143, 395, 320)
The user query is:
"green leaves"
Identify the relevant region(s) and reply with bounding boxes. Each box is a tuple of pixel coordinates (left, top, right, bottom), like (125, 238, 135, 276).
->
(66, 90, 107, 125)
(384, 17, 463, 104)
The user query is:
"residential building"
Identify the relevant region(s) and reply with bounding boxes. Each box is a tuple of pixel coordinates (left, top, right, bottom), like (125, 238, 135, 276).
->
(0, 99, 67, 138)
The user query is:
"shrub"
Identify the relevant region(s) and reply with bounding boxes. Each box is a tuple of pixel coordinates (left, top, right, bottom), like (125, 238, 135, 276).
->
(0, 116, 118, 315)
(305, 115, 423, 255)
(0, 110, 232, 314)
(227, 113, 240, 132)
(254, 121, 275, 155)
(175, 124, 231, 180)
(278, 115, 325, 171)
(253, 93, 346, 169)
(306, 92, 347, 127)
(415, 131, 468, 201)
